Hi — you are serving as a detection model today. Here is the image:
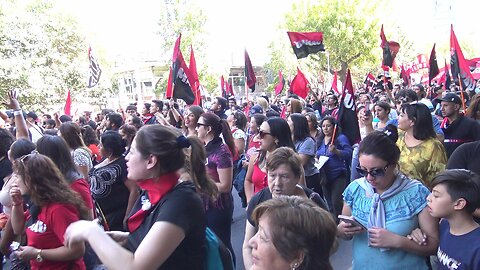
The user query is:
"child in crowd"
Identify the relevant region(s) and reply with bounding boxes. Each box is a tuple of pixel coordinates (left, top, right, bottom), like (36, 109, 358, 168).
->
(427, 169, 480, 270)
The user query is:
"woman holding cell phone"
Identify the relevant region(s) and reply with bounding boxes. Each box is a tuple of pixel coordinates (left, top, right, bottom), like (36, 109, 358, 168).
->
(337, 126, 439, 270)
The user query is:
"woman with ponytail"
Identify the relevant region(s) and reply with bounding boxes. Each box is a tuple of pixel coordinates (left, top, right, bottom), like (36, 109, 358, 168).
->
(196, 112, 236, 263)
(64, 125, 210, 270)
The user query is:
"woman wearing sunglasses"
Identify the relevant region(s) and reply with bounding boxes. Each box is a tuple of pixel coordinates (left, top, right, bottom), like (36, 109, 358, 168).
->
(196, 112, 237, 263)
(397, 103, 447, 187)
(337, 128, 439, 270)
(316, 116, 352, 221)
(244, 117, 294, 203)
(10, 153, 89, 269)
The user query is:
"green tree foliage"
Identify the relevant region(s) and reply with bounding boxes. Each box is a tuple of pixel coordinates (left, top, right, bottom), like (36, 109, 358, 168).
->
(0, 0, 91, 111)
(266, 0, 381, 87)
(155, 0, 217, 96)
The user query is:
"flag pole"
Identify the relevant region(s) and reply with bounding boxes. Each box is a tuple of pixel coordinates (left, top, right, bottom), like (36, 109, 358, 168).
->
(331, 124, 337, 145)
(457, 74, 467, 113)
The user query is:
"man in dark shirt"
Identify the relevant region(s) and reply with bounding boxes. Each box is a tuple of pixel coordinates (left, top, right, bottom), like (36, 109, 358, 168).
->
(210, 96, 228, 119)
(436, 93, 480, 157)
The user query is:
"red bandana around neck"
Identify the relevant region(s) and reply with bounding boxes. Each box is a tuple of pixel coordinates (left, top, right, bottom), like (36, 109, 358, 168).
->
(127, 172, 179, 232)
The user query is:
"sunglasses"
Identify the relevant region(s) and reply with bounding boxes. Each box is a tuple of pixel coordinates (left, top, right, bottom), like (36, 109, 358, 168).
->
(258, 130, 272, 139)
(19, 151, 38, 165)
(196, 123, 209, 128)
(355, 164, 390, 178)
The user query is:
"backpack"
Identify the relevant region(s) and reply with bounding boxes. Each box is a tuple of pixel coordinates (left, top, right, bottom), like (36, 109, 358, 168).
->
(205, 227, 234, 270)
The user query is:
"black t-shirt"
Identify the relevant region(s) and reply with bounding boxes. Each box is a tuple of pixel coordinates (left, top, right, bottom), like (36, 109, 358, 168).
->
(126, 182, 206, 270)
(0, 158, 12, 187)
(89, 157, 129, 231)
(447, 140, 480, 175)
(246, 186, 328, 226)
(442, 116, 480, 158)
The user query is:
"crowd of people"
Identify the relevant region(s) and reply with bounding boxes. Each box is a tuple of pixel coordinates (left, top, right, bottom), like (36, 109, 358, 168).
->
(0, 75, 479, 270)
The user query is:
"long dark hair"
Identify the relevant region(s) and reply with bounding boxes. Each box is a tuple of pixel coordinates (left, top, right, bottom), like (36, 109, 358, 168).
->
(101, 131, 127, 158)
(59, 122, 87, 150)
(289, 113, 311, 143)
(400, 103, 436, 140)
(200, 112, 236, 156)
(10, 138, 36, 160)
(15, 153, 89, 220)
(36, 135, 82, 183)
(134, 125, 217, 199)
(258, 117, 295, 165)
(359, 125, 400, 165)
(317, 116, 342, 148)
(81, 125, 99, 146)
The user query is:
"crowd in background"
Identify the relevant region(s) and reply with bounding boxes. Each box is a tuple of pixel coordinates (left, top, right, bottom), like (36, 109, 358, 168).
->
(0, 74, 479, 270)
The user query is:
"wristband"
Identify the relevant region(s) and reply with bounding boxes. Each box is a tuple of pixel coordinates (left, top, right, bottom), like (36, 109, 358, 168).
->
(13, 110, 22, 116)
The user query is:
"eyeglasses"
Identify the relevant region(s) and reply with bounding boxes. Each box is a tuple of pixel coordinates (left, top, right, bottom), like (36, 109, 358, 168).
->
(196, 123, 209, 128)
(258, 130, 272, 139)
(19, 151, 38, 165)
(355, 164, 390, 178)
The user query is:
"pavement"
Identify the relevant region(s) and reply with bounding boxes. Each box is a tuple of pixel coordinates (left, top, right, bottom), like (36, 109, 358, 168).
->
(230, 190, 352, 270)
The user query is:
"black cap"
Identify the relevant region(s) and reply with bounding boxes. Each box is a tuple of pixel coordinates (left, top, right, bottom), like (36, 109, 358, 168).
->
(26, 111, 38, 120)
(435, 93, 462, 105)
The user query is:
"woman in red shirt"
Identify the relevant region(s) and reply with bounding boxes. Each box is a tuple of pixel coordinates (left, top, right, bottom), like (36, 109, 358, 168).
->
(10, 153, 88, 270)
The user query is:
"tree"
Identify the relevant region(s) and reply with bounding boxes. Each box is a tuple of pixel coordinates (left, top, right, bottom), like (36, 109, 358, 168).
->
(155, 0, 218, 95)
(0, 0, 93, 112)
(266, 0, 381, 85)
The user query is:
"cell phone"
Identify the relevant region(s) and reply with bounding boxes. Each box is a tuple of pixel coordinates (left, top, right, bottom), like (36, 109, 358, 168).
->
(338, 215, 367, 230)
(364, 102, 371, 116)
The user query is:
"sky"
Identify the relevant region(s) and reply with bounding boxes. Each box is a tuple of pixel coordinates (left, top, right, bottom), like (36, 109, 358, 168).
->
(54, 0, 480, 73)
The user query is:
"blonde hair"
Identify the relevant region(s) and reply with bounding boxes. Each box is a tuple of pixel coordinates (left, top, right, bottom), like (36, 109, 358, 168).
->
(256, 97, 269, 112)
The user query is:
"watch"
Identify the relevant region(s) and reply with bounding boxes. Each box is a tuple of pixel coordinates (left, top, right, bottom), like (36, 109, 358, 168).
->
(36, 249, 43, 262)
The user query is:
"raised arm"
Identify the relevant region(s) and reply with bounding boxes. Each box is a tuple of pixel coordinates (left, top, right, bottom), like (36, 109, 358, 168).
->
(65, 220, 186, 270)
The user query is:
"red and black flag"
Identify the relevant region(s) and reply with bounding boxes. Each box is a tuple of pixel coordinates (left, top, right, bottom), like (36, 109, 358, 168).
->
(400, 65, 411, 87)
(439, 60, 452, 90)
(221, 75, 227, 98)
(245, 50, 256, 92)
(274, 70, 285, 96)
(380, 25, 400, 68)
(170, 34, 195, 105)
(227, 81, 234, 96)
(287, 32, 325, 59)
(450, 25, 475, 90)
(289, 67, 309, 99)
(363, 73, 376, 87)
(429, 44, 439, 85)
(337, 69, 361, 145)
(189, 46, 202, 106)
(87, 47, 102, 88)
(331, 71, 339, 94)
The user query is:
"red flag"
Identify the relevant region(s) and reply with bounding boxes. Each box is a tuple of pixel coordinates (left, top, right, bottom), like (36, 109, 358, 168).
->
(64, 89, 71, 116)
(227, 81, 234, 96)
(380, 25, 400, 68)
(220, 75, 227, 98)
(189, 46, 201, 105)
(166, 67, 173, 98)
(287, 32, 325, 59)
(171, 34, 195, 104)
(245, 50, 256, 92)
(450, 25, 475, 90)
(363, 73, 376, 86)
(337, 69, 361, 145)
(289, 67, 309, 99)
(331, 71, 339, 94)
(274, 70, 285, 96)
